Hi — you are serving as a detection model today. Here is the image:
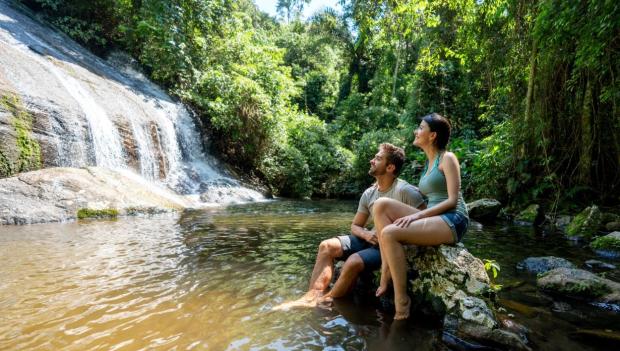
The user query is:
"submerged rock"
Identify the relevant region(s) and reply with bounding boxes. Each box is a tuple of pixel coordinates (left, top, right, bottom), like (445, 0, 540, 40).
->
(467, 199, 502, 222)
(590, 232, 620, 257)
(0, 167, 193, 225)
(537, 267, 620, 304)
(566, 206, 602, 241)
(584, 259, 617, 271)
(515, 204, 542, 225)
(516, 256, 576, 274)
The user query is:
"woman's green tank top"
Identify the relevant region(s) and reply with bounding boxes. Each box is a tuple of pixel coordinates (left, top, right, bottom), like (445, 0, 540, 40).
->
(418, 152, 468, 217)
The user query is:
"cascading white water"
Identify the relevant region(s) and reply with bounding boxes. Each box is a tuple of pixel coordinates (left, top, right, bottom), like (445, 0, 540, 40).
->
(0, 1, 264, 204)
(45, 56, 126, 169)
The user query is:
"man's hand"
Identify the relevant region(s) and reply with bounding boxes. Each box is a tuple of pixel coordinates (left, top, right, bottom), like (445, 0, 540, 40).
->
(365, 232, 379, 246)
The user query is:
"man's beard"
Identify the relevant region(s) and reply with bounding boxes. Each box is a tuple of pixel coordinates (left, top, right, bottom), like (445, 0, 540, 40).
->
(369, 167, 385, 177)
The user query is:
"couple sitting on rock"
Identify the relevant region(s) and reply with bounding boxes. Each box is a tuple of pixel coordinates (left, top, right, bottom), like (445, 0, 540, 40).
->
(277, 113, 469, 320)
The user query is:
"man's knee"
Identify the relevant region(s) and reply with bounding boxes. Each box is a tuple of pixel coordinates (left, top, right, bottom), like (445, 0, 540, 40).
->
(342, 253, 365, 274)
(318, 238, 343, 258)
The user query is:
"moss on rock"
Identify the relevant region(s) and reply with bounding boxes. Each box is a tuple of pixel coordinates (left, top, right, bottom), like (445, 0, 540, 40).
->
(0, 93, 42, 177)
(590, 232, 620, 252)
(566, 206, 602, 240)
(77, 208, 119, 219)
(515, 204, 541, 224)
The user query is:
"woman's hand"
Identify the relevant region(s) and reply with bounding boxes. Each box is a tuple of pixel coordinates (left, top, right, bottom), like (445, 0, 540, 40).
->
(394, 213, 421, 228)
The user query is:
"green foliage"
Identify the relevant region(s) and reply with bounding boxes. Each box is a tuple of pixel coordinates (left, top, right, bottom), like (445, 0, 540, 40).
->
(483, 259, 502, 291)
(286, 113, 352, 197)
(260, 144, 311, 198)
(77, 208, 119, 219)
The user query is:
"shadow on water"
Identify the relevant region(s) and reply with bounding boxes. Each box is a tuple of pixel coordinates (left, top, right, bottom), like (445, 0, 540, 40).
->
(1, 200, 618, 350)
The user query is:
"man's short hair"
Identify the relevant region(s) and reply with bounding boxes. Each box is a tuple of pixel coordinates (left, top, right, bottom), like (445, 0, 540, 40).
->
(380, 143, 406, 176)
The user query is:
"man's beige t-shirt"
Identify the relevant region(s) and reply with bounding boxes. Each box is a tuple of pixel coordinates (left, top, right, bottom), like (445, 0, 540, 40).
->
(357, 178, 425, 226)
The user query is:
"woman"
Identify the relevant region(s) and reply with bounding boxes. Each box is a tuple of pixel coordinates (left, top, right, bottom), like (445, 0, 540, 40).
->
(373, 113, 469, 320)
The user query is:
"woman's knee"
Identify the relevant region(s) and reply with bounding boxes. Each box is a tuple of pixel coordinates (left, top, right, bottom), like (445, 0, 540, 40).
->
(382, 224, 400, 242)
(373, 197, 397, 217)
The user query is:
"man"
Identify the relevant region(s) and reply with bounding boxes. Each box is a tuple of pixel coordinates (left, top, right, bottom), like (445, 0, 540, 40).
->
(277, 143, 425, 309)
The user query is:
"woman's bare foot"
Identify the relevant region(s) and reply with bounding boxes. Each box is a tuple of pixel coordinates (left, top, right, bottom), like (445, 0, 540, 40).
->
(375, 284, 388, 297)
(394, 296, 411, 320)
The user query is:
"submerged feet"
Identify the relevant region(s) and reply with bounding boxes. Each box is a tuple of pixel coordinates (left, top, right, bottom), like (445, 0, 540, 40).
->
(272, 290, 325, 311)
(394, 296, 411, 320)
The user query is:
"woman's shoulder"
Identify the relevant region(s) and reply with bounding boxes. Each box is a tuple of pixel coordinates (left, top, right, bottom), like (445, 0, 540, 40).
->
(441, 151, 459, 163)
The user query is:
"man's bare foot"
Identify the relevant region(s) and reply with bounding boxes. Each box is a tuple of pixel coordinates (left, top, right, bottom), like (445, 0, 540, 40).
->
(272, 297, 319, 311)
(272, 290, 324, 311)
(394, 296, 411, 320)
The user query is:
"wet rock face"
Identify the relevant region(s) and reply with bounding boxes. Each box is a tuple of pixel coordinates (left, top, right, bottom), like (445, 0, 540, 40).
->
(537, 267, 620, 304)
(408, 244, 491, 315)
(566, 206, 602, 241)
(467, 199, 502, 221)
(0, 167, 191, 225)
(516, 256, 576, 274)
(406, 245, 530, 350)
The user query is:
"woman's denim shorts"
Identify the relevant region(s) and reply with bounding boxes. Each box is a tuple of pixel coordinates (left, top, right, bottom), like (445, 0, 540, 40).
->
(440, 211, 469, 243)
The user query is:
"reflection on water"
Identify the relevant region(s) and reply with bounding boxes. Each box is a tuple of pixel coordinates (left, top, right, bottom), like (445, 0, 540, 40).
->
(0, 200, 618, 350)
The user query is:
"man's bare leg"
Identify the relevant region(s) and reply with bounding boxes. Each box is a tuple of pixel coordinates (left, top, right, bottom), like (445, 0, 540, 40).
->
(273, 238, 343, 310)
(321, 253, 364, 301)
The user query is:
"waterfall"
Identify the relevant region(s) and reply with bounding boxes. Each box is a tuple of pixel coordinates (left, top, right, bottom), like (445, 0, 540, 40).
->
(0, 1, 264, 204)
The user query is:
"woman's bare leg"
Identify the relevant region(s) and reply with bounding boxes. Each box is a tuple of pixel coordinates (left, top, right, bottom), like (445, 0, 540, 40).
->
(372, 198, 420, 296)
(381, 216, 453, 319)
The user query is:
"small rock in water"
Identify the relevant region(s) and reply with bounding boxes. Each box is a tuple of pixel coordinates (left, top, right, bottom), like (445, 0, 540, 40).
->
(584, 259, 616, 271)
(516, 256, 575, 274)
(467, 198, 502, 221)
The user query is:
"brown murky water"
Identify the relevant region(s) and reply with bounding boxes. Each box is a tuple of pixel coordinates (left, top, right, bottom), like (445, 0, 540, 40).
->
(1, 200, 618, 350)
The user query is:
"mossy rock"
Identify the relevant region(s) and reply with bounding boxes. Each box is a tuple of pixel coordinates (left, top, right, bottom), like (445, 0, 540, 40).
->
(537, 268, 614, 300)
(566, 206, 602, 240)
(590, 232, 620, 252)
(77, 208, 119, 220)
(515, 204, 542, 225)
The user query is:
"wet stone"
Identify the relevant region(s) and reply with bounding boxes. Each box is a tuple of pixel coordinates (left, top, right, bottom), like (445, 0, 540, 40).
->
(584, 259, 617, 271)
(516, 256, 576, 274)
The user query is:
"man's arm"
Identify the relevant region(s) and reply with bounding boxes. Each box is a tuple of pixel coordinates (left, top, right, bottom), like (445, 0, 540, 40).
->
(350, 212, 378, 246)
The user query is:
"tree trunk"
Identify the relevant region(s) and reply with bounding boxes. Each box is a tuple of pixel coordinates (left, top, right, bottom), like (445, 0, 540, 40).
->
(522, 40, 537, 157)
(579, 76, 593, 186)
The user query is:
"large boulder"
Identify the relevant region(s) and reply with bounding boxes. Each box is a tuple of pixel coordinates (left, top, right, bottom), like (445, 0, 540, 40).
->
(0, 167, 193, 224)
(515, 204, 543, 225)
(467, 199, 502, 221)
(407, 244, 530, 350)
(590, 232, 620, 257)
(516, 256, 576, 274)
(537, 267, 620, 304)
(566, 206, 602, 241)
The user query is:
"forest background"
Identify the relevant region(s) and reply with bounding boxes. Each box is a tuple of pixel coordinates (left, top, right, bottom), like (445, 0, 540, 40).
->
(18, 0, 620, 215)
